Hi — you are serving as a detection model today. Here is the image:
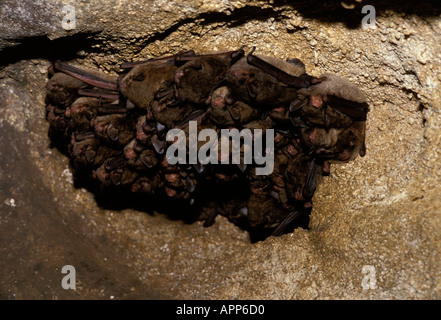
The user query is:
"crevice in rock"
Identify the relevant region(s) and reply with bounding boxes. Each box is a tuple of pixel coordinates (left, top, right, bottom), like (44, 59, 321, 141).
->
(417, 103, 429, 128)
(0, 32, 103, 68)
(273, 0, 441, 28)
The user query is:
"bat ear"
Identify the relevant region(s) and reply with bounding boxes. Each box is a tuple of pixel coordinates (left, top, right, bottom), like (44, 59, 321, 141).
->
(133, 72, 145, 82)
(231, 45, 246, 60)
(308, 73, 367, 104)
(106, 125, 120, 141)
(286, 57, 305, 69)
(246, 81, 258, 99)
(84, 148, 96, 163)
(227, 105, 241, 120)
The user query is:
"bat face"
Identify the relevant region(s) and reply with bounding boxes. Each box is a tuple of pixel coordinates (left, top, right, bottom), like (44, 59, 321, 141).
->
(119, 60, 178, 110)
(225, 57, 299, 106)
(44, 48, 369, 239)
(174, 55, 232, 105)
(67, 97, 101, 132)
(46, 72, 86, 105)
(207, 86, 258, 126)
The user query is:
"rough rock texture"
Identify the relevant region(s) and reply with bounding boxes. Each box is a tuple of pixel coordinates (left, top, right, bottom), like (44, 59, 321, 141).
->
(0, 0, 440, 299)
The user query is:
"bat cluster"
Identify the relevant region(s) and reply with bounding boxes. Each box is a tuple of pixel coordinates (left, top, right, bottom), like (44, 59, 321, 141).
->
(45, 46, 369, 239)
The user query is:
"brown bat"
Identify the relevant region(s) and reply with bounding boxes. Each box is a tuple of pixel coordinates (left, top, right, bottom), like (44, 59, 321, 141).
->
(92, 113, 136, 147)
(46, 72, 86, 106)
(67, 97, 101, 132)
(45, 103, 73, 139)
(69, 132, 121, 168)
(174, 47, 245, 105)
(225, 56, 298, 106)
(225, 47, 322, 108)
(92, 153, 141, 188)
(119, 58, 178, 110)
(124, 139, 158, 170)
(207, 86, 257, 126)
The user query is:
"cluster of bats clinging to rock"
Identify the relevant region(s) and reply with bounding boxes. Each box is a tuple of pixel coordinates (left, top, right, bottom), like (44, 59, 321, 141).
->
(45, 46, 369, 239)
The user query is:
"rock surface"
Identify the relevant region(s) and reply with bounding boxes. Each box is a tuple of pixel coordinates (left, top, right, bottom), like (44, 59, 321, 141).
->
(0, 0, 440, 299)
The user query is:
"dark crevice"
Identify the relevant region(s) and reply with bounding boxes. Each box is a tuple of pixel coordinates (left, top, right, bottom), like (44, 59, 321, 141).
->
(401, 87, 420, 101)
(0, 32, 103, 68)
(417, 103, 429, 128)
(403, 69, 423, 88)
(274, 0, 441, 28)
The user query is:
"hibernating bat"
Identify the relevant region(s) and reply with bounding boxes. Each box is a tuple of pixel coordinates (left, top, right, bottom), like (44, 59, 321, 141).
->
(44, 46, 369, 240)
